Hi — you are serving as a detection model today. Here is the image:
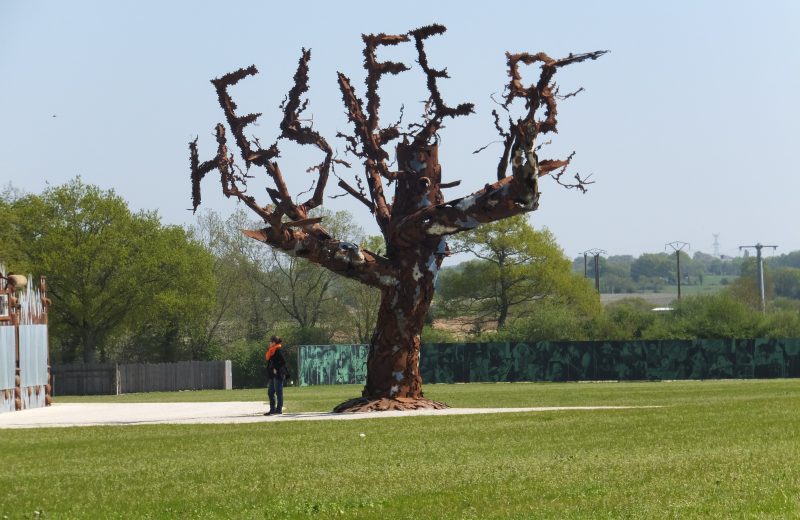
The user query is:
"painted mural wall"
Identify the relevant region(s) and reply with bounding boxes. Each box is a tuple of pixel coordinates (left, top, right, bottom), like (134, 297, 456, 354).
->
(299, 338, 800, 386)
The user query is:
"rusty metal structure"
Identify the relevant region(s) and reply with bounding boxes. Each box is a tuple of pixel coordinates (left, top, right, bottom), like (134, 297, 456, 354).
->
(190, 24, 605, 412)
(0, 269, 52, 412)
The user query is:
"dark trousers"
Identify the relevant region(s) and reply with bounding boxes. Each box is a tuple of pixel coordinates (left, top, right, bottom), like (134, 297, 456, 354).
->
(268, 376, 284, 412)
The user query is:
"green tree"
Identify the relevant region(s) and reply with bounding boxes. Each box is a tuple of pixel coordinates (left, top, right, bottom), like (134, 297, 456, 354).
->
(115, 225, 217, 362)
(602, 297, 659, 339)
(0, 185, 27, 270)
(691, 251, 718, 279)
(768, 251, 800, 269)
(438, 215, 599, 331)
(763, 305, 800, 337)
(193, 208, 377, 348)
(489, 299, 593, 342)
(674, 250, 692, 284)
(190, 208, 277, 346)
(254, 209, 364, 331)
(772, 267, 800, 300)
(10, 178, 215, 363)
(630, 253, 672, 282)
(649, 293, 766, 339)
(330, 235, 384, 343)
(728, 257, 775, 309)
(600, 258, 637, 294)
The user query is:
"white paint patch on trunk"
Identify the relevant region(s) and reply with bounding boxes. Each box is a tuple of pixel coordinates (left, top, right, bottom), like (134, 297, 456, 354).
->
(379, 275, 398, 287)
(427, 223, 459, 235)
(455, 194, 478, 211)
(455, 216, 478, 230)
(416, 193, 432, 209)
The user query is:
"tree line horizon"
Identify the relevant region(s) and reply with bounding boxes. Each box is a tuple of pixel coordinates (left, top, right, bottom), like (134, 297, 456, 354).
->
(2, 178, 800, 389)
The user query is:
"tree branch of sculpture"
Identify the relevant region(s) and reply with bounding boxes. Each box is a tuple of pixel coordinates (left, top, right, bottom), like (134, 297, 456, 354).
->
(408, 24, 474, 146)
(189, 50, 400, 290)
(337, 72, 393, 230)
(493, 49, 608, 188)
(337, 178, 376, 213)
(195, 54, 329, 229)
(548, 152, 595, 193)
(278, 48, 332, 213)
(394, 150, 541, 244)
(240, 227, 395, 288)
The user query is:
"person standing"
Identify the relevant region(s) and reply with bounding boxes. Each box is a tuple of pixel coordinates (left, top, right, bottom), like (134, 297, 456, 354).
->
(265, 335, 287, 416)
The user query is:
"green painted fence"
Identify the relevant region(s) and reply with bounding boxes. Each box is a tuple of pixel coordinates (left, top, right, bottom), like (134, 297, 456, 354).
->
(298, 338, 800, 386)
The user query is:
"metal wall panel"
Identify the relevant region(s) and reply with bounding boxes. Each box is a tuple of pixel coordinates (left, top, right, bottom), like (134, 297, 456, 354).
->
(0, 326, 14, 412)
(0, 326, 14, 391)
(19, 325, 48, 387)
(51, 361, 232, 395)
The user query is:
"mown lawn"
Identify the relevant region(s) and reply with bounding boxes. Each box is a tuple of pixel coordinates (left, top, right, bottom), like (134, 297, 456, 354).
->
(3, 379, 799, 519)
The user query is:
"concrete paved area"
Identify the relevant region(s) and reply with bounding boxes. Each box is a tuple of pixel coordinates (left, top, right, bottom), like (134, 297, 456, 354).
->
(0, 402, 657, 429)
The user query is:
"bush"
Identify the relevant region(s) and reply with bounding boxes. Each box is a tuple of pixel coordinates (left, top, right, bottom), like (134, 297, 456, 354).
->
(227, 339, 267, 389)
(227, 325, 331, 388)
(763, 309, 800, 337)
(657, 293, 767, 339)
(602, 298, 659, 340)
(486, 304, 590, 342)
(421, 325, 458, 344)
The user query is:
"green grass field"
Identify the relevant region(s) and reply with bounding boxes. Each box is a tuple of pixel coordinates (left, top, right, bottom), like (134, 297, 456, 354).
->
(659, 275, 737, 296)
(601, 275, 737, 307)
(3, 380, 799, 519)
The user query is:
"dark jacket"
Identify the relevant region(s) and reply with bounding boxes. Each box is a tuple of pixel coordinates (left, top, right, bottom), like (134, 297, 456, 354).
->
(266, 347, 288, 379)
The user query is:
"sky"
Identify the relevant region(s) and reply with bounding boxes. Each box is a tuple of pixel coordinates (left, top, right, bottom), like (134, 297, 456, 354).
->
(1, 1, 798, 261)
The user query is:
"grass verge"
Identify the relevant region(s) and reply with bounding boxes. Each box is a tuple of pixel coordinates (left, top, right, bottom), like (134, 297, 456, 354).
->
(3, 379, 799, 519)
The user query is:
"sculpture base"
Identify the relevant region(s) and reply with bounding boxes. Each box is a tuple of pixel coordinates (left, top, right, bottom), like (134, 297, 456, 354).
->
(332, 396, 450, 413)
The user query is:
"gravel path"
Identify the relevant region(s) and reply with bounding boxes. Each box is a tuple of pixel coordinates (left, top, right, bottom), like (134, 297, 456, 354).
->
(0, 402, 657, 429)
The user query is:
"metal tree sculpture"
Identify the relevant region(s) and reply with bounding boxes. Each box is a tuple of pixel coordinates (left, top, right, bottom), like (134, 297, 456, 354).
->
(190, 24, 605, 412)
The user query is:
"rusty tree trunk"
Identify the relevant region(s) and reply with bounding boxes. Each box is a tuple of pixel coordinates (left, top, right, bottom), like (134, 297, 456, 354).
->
(364, 270, 433, 399)
(335, 143, 448, 412)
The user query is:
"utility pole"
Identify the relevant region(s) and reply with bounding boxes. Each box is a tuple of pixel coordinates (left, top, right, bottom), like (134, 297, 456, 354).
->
(665, 241, 690, 299)
(739, 243, 778, 312)
(583, 249, 605, 292)
(583, 252, 588, 279)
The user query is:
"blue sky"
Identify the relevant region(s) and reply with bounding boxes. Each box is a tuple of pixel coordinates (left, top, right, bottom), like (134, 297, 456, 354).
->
(1, 1, 798, 259)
